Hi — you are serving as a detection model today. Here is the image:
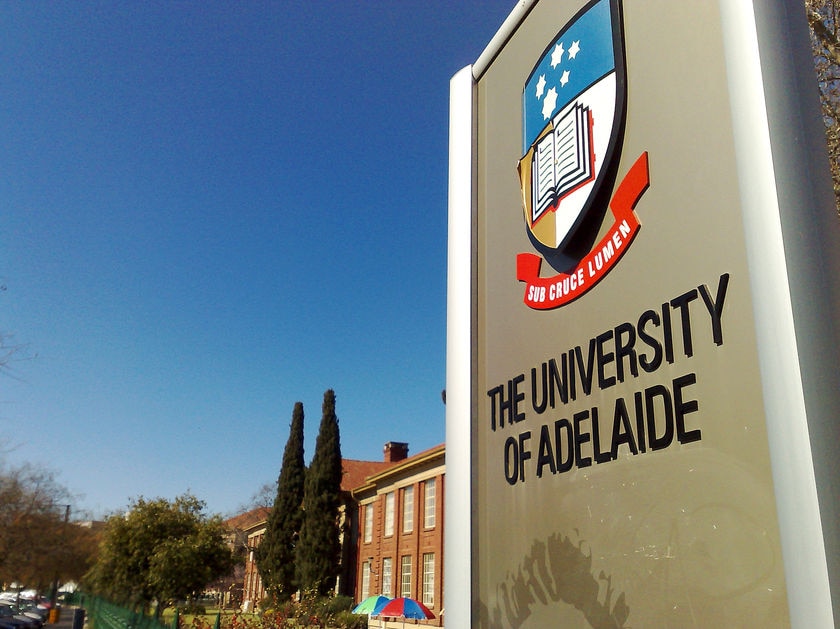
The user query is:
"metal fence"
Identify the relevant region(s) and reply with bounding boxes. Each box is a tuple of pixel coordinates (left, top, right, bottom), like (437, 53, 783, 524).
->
(74, 594, 170, 629)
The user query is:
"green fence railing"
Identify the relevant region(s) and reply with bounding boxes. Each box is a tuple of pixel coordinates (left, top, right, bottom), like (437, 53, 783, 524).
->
(76, 595, 170, 629)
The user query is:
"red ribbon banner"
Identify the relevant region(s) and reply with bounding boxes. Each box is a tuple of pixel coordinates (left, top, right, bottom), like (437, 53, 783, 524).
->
(516, 151, 650, 310)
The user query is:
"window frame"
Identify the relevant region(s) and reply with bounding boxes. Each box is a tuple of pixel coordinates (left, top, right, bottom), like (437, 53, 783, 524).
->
(400, 555, 412, 598)
(424, 479, 436, 529)
(422, 552, 435, 607)
(363, 503, 374, 543)
(382, 557, 393, 597)
(402, 486, 414, 533)
(361, 561, 371, 600)
(384, 491, 395, 537)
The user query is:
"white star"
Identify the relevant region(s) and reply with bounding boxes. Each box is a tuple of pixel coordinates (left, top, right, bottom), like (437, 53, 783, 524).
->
(535, 74, 546, 99)
(550, 43, 565, 68)
(568, 40, 581, 59)
(559, 70, 570, 87)
(542, 87, 558, 119)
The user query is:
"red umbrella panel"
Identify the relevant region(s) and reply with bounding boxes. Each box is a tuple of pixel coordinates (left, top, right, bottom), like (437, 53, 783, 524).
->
(378, 597, 435, 620)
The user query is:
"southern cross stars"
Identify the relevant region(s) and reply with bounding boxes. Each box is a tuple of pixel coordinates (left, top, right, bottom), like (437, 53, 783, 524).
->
(550, 39, 580, 69)
(538, 39, 581, 119)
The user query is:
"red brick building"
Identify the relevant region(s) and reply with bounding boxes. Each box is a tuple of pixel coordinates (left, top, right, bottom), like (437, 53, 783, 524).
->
(240, 513, 268, 611)
(352, 443, 445, 627)
(232, 442, 446, 627)
(222, 507, 270, 610)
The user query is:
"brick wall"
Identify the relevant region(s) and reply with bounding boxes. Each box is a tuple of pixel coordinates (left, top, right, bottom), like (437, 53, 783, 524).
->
(354, 446, 445, 627)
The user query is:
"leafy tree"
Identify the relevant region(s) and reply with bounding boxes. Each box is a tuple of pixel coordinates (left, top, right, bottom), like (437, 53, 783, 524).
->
(256, 401, 306, 602)
(0, 463, 94, 591)
(60, 522, 101, 586)
(84, 494, 233, 614)
(296, 389, 343, 596)
(805, 0, 840, 210)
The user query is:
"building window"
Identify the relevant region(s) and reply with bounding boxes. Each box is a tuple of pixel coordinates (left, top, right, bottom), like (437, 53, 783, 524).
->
(364, 503, 373, 543)
(361, 561, 371, 600)
(403, 486, 414, 533)
(384, 491, 395, 537)
(400, 555, 412, 598)
(422, 553, 435, 607)
(424, 479, 436, 529)
(382, 557, 393, 597)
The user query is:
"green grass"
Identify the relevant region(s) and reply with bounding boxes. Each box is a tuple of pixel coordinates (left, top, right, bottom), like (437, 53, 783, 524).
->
(160, 607, 234, 628)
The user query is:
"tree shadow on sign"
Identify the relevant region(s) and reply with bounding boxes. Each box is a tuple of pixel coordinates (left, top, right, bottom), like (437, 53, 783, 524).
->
(477, 531, 630, 629)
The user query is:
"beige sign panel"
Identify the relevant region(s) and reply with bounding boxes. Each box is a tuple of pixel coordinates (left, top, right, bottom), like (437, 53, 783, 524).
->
(450, 0, 840, 627)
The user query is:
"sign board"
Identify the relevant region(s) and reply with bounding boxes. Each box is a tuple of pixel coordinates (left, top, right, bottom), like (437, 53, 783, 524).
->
(445, 1, 840, 628)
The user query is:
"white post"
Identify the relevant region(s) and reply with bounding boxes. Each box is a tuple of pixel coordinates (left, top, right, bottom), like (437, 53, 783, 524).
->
(445, 64, 474, 629)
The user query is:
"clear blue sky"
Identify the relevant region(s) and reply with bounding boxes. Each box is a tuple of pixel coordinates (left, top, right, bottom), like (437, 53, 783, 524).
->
(0, 1, 513, 518)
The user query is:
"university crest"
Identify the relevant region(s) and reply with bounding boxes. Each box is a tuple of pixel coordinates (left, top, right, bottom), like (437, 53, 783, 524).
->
(516, 0, 650, 309)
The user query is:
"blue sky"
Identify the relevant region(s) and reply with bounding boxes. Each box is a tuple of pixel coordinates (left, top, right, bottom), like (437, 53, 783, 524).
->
(0, 1, 513, 518)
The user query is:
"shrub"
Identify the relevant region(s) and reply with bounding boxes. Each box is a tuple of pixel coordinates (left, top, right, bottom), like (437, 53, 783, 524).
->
(221, 594, 363, 629)
(331, 611, 367, 629)
(318, 595, 353, 616)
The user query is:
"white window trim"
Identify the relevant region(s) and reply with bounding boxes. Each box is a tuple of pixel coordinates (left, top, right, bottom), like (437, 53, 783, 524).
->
(363, 503, 373, 543)
(384, 491, 395, 537)
(424, 479, 436, 529)
(403, 486, 414, 533)
(382, 557, 393, 597)
(400, 555, 412, 598)
(422, 552, 435, 607)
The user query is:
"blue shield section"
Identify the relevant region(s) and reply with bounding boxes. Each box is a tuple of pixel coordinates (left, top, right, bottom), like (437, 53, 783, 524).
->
(523, 0, 615, 153)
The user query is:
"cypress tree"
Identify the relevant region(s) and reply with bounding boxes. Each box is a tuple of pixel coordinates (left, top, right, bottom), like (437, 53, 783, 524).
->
(256, 402, 306, 602)
(296, 389, 343, 595)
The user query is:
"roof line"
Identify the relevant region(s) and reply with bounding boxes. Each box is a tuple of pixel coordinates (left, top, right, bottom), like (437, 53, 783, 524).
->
(352, 443, 445, 495)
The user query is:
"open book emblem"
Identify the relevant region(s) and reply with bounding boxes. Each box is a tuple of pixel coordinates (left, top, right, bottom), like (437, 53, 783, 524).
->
(518, 0, 627, 269)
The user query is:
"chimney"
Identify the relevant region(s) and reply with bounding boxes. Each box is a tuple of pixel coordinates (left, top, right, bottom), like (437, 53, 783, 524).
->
(384, 441, 409, 463)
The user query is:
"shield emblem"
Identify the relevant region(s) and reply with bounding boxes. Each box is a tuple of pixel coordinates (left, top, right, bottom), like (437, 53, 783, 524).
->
(518, 0, 627, 270)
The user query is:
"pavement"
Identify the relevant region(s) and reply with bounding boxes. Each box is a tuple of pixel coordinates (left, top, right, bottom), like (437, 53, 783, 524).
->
(48, 607, 82, 629)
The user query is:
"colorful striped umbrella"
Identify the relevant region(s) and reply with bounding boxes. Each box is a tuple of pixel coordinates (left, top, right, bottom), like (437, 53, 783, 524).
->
(378, 597, 435, 625)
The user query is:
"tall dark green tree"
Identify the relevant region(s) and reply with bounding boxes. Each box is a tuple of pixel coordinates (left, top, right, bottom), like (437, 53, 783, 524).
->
(256, 402, 306, 602)
(296, 389, 343, 595)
